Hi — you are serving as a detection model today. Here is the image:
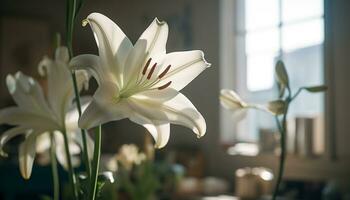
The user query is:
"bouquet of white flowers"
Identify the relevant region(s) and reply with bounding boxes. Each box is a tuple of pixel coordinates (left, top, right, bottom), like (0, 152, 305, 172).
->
(0, 1, 210, 199)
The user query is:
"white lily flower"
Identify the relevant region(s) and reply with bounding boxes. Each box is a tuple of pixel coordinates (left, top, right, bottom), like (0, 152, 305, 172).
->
(220, 89, 249, 121)
(220, 89, 248, 110)
(70, 13, 210, 148)
(0, 47, 92, 179)
(220, 89, 285, 116)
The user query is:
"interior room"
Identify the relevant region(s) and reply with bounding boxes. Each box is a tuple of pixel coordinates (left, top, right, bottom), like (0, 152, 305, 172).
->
(0, 0, 349, 199)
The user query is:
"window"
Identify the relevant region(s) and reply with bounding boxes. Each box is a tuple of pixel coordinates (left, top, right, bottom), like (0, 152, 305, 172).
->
(220, 0, 325, 154)
(243, 0, 324, 92)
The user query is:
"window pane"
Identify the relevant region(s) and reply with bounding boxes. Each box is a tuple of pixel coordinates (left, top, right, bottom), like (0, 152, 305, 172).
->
(245, 0, 279, 31)
(247, 54, 277, 91)
(282, 0, 324, 22)
(246, 29, 279, 55)
(282, 18, 324, 52)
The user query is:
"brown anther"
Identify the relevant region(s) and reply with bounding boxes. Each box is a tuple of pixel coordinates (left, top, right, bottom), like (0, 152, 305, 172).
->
(158, 65, 171, 79)
(147, 63, 157, 79)
(158, 81, 172, 90)
(142, 58, 152, 75)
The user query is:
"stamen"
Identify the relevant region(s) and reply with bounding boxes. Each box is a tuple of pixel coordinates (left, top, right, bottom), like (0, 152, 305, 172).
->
(158, 65, 171, 79)
(142, 58, 152, 75)
(158, 81, 172, 90)
(147, 63, 157, 79)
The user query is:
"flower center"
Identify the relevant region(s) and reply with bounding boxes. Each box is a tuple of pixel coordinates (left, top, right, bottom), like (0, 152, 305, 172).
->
(119, 58, 172, 99)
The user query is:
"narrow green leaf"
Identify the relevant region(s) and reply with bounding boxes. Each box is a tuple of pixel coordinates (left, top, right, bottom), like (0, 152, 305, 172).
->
(304, 85, 328, 93)
(275, 60, 289, 87)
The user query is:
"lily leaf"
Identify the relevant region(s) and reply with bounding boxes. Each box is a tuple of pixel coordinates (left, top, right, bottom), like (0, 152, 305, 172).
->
(304, 85, 328, 93)
(275, 60, 289, 88)
(267, 100, 286, 115)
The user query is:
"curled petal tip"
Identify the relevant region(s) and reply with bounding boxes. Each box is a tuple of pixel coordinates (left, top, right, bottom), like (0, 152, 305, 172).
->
(38, 56, 51, 76)
(199, 50, 211, 68)
(194, 127, 206, 139)
(82, 19, 89, 27)
(196, 130, 206, 139)
(205, 62, 212, 68)
(22, 174, 31, 180)
(154, 17, 167, 25)
(6, 75, 16, 94)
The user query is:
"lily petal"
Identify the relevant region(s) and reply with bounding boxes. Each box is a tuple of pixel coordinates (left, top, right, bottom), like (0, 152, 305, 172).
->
(71, 129, 94, 160)
(0, 126, 28, 157)
(70, 54, 105, 84)
(54, 131, 81, 169)
(124, 18, 168, 85)
(220, 89, 247, 110)
(133, 88, 179, 103)
(123, 40, 148, 86)
(154, 50, 210, 91)
(79, 82, 129, 129)
(38, 56, 76, 122)
(65, 100, 90, 132)
(55, 46, 69, 63)
(7, 73, 51, 116)
(130, 92, 206, 138)
(129, 113, 170, 149)
(85, 13, 133, 82)
(137, 18, 168, 60)
(0, 107, 58, 130)
(79, 99, 129, 129)
(19, 133, 37, 179)
(35, 132, 51, 154)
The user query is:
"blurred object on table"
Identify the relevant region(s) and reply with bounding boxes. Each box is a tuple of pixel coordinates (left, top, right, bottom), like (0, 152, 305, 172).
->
(235, 167, 273, 200)
(259, 128, 278, 153)
(227, 143, 259, 156)
(177, 176, 230, 198)
(202, 177, 230, 195)
(100, 143, 186, 200)
(173, 147, 205, 178)
(201, 195, 238, 200)
(286, 115, 325, 158)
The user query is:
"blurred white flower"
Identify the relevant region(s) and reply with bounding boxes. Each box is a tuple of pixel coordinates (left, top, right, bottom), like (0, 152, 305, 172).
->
(0, 47, 92, 179)
(116, 144, 146, 171)
(220, 89, 285, 117)
(220, 89, 248, 111)
(71, 13, 210, 148)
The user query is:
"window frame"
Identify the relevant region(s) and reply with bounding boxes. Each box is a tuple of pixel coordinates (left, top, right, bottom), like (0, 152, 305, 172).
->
(219, 0, 333, 159)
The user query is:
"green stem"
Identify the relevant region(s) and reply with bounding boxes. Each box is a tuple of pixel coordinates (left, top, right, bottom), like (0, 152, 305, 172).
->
(291, 88, 303, 101)
(62, 129, 79, 200)
(272, 104, 289, 200)
(71, 71, 92, 178)
(66, 0, 77, 58)
(65, 0, 91, 179)
(50, 134, 60, 200)
(90, 125, 102, 200)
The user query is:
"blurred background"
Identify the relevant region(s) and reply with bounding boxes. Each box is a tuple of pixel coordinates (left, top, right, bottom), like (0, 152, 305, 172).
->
(0, 0, 350, 199)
